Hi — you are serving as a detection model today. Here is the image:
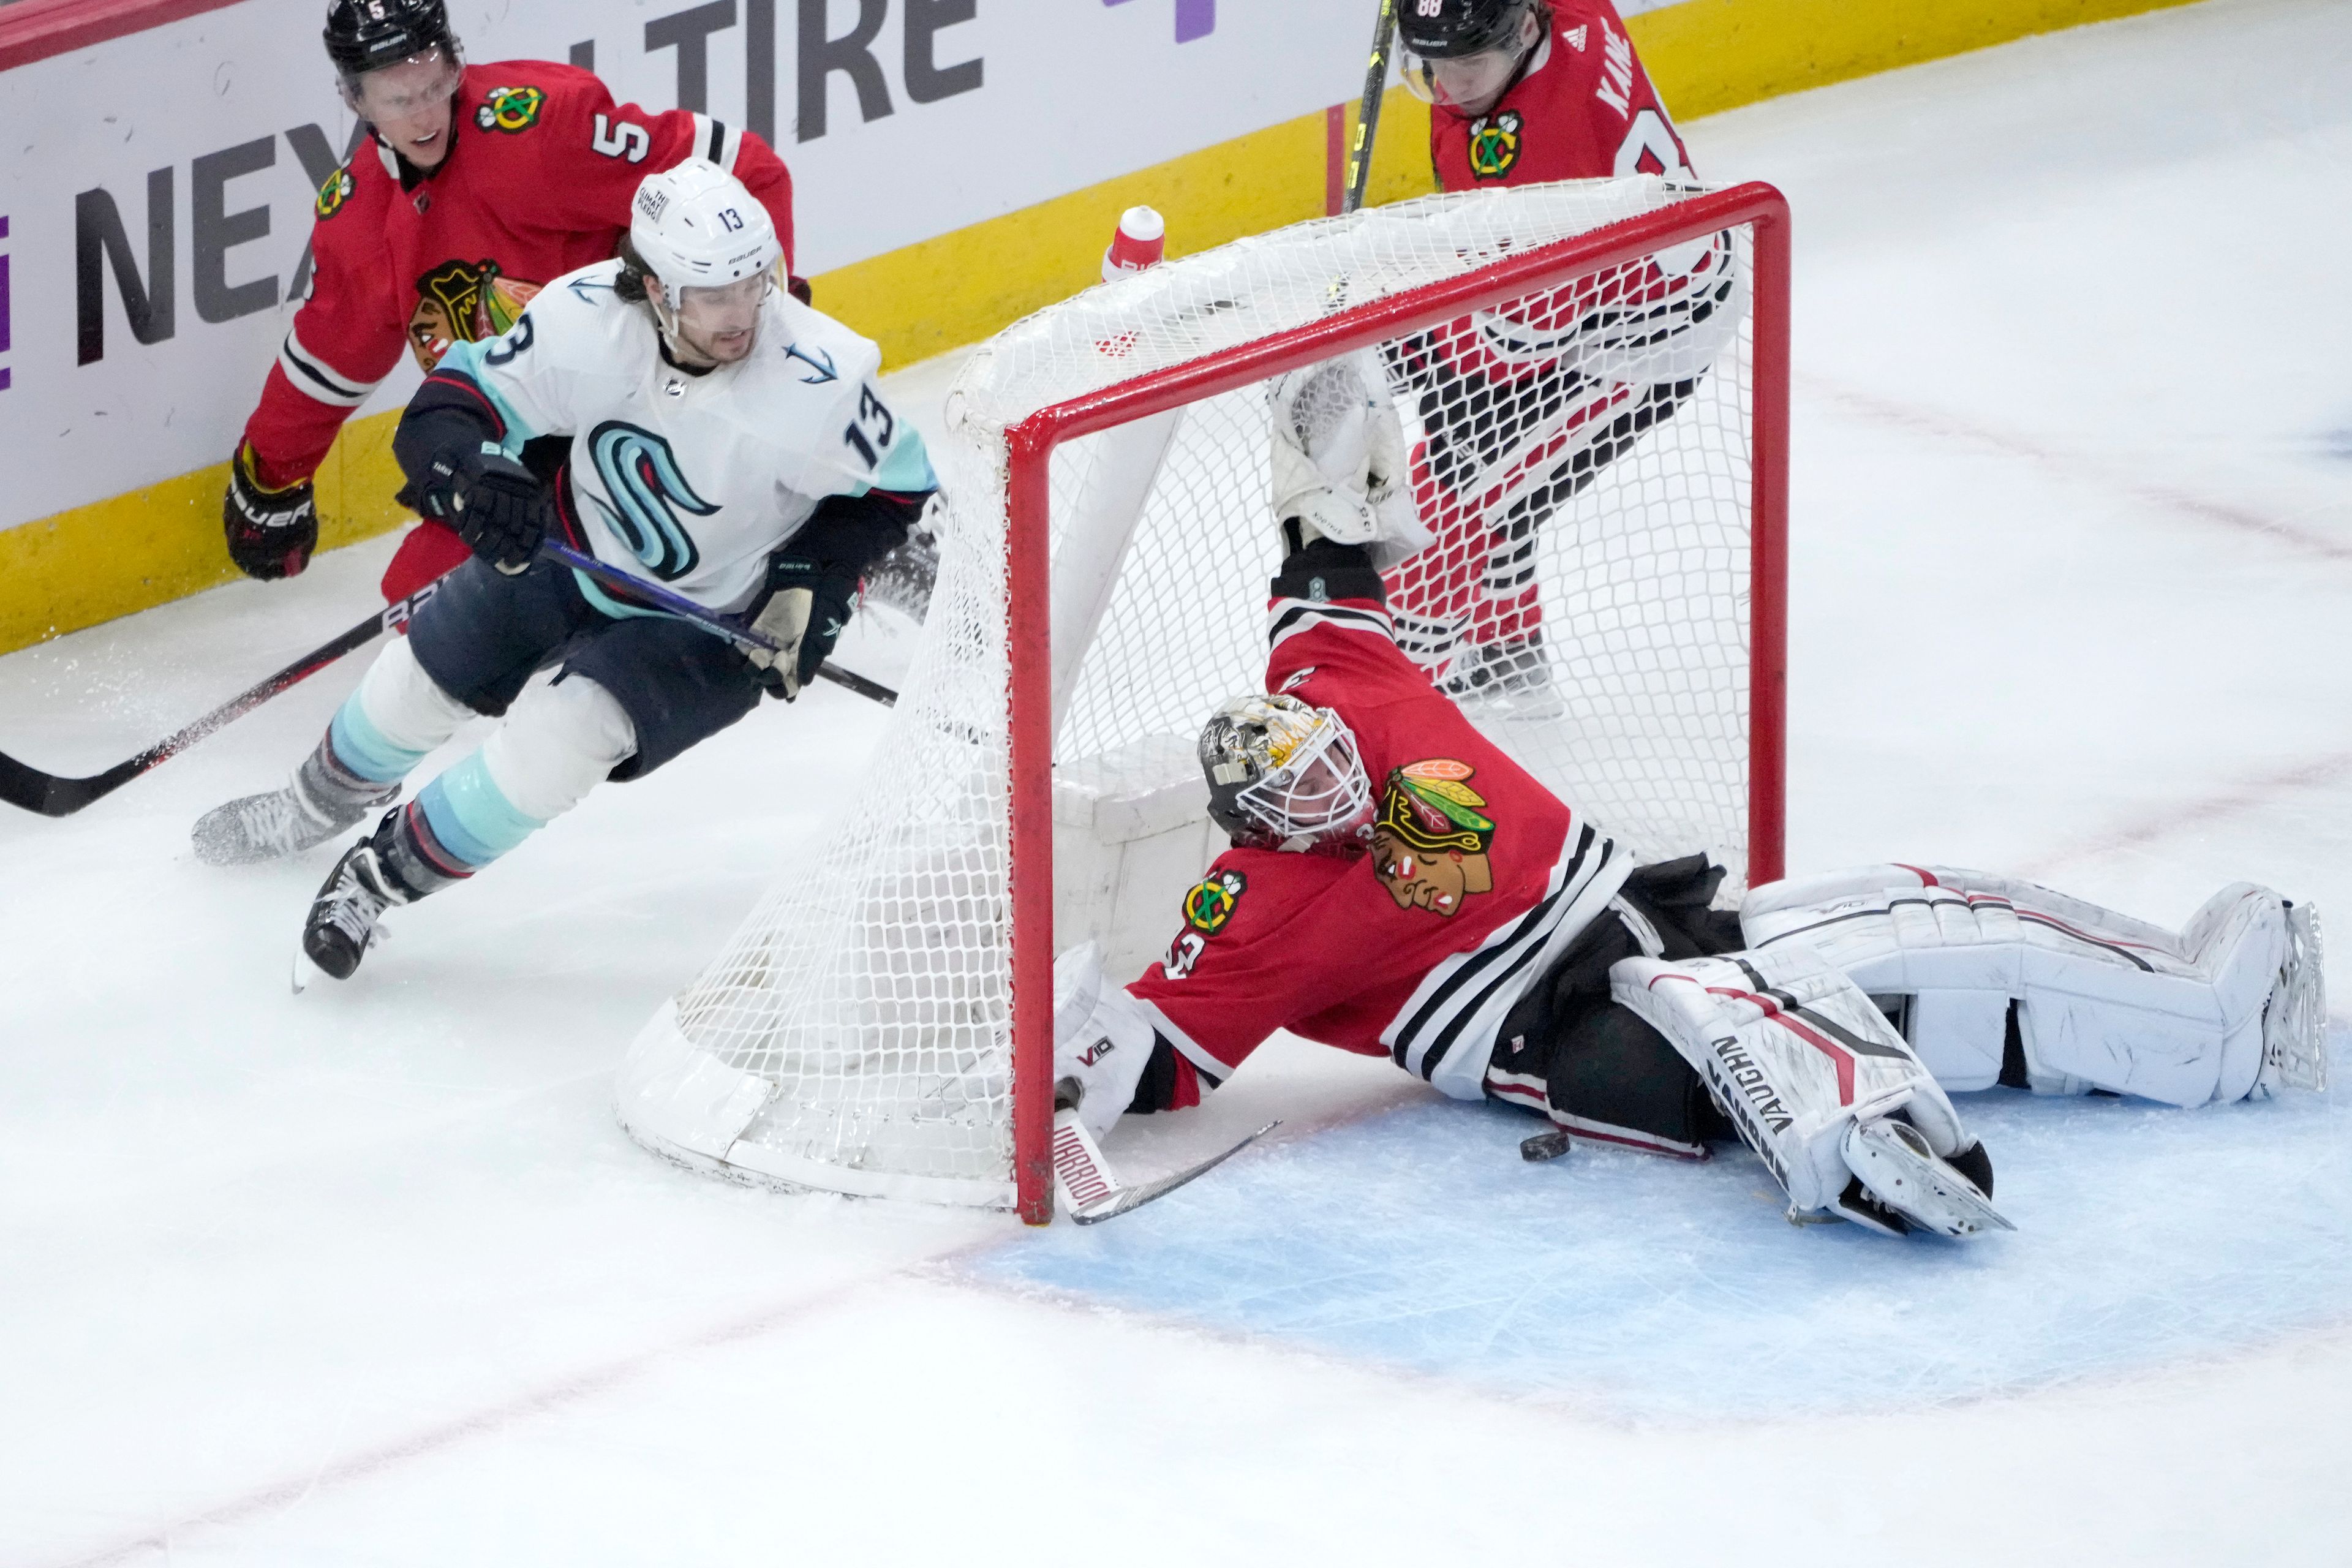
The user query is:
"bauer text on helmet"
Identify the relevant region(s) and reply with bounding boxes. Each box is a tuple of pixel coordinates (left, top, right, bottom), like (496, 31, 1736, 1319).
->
(325, 0, 466, 170)
(1399, 0, 1544, 118)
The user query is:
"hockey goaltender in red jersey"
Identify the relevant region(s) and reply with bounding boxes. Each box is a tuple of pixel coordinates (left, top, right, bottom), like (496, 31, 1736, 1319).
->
(1049, 355, 2328, 1241)
(221, 0, 796, 601)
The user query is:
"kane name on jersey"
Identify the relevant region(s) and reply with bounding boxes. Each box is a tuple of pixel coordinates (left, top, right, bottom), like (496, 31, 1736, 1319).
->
(1428, 1, 1694, 190)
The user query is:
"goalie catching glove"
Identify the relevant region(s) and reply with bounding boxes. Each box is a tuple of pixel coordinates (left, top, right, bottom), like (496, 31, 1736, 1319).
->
(1267, 350, 1432, 569)
(1611, 941, 2012, 1238)
(415, 445, 550, 575)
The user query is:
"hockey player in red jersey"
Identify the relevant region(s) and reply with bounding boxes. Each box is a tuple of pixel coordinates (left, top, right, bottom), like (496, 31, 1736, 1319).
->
(1412, 0, 1692, 189)
(1047, 357, 2326, 1239)
(221, 0, 798, 602)
(1381, 0, 1735, 708)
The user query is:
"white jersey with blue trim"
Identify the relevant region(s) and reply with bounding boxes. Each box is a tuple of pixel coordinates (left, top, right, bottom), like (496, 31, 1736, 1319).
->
(436, 258, 934, 612)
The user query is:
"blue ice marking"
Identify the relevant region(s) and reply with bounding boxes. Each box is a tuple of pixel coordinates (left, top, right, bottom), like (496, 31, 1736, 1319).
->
(973, 1035, 2352, 1421)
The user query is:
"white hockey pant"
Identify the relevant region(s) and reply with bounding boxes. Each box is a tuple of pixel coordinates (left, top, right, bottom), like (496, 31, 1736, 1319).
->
(1740, 865, 2292, 1106)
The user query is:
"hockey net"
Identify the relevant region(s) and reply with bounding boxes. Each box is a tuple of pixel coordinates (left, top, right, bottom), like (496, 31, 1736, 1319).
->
(618, 178, 1789, 1218)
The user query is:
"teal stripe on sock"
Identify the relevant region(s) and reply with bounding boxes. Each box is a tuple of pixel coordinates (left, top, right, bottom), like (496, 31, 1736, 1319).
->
(330, 693, 431, 785)
(416, 752, 545, 869)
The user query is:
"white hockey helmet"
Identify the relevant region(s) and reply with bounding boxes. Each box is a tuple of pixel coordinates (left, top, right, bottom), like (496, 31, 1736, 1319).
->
(628, 159, 782, 294)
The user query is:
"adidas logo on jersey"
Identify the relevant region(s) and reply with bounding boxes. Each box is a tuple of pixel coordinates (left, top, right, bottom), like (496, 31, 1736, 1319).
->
(1566, 24, 1588, 50)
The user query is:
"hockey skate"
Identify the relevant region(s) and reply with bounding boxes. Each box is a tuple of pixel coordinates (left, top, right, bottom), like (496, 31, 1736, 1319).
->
(293, 807, 470, 989)
(2258, 901, 2328, 1095)
(1440, 636, 1564, 720)
(1839, 1117, 2013, 1238)
(295, 839, 410, 989)
(194, 743, 396, 866)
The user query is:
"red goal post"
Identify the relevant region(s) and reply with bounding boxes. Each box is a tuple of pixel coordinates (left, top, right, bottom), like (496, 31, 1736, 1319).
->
(614, 178, 1790, 1224)
(1002, 182, 1792, 1220)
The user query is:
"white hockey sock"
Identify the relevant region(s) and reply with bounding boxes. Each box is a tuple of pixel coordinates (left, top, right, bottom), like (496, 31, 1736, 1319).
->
(412, 675, 638, 869)
(328, 636, 476, 785)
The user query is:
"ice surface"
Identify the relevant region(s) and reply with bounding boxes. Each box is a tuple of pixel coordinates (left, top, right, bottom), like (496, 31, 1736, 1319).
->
(980, 1035, 2352, 1421)
(4, 1, 2352, 1561)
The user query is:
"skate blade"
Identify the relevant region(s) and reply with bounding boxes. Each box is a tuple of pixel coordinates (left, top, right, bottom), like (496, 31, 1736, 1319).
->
(1842, 1119, 2016, 1238)
(2263, 903, 2328, 1094)
(291, 943, 320, 995)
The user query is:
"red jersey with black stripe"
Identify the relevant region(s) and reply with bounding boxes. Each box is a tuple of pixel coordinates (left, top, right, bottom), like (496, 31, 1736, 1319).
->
(242, 61, 796, 491)
(1125, 587, 1630, 1107)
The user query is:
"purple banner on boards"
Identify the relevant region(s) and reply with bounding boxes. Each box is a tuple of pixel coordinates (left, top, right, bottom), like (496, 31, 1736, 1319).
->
(1102, 0, 1215, 45)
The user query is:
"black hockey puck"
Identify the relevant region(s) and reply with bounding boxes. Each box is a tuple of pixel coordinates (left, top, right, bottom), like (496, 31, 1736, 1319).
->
(1520, 1129, 1573, 1163)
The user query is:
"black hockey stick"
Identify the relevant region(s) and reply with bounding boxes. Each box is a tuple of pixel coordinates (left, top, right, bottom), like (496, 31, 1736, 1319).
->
(1343, 0, 1400, 214)
(0, 580, 443, 819)
(541, 542, 899, 708)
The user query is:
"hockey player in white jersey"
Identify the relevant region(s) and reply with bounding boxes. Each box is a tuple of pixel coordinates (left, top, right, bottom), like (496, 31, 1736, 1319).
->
(191, 159, 937, 982)
(1049, 356, 2327, 1239)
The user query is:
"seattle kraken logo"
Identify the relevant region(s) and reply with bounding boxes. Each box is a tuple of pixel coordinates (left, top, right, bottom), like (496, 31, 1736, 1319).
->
(586, 421, 717, 581)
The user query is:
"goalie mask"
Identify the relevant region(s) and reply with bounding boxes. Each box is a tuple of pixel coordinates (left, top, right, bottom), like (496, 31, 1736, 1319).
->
(1198, 694, 1373, 850)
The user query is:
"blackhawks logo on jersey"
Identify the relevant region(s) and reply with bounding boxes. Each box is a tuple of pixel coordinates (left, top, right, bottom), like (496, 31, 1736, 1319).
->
(1468, 110, 1523, 181)
(1182, 870, 1248, 935)
(406, 258, 545, 370)
(314, 166, 356, 220)
(476, 84, 548, 134)
(1371, 760, 1496, 918)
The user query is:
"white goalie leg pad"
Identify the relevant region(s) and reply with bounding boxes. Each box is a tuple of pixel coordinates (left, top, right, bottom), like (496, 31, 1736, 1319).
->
(1052, 943, 1159, 1141)
(1741, 865, 2313, 1105)
(1479, 231, 1747, 388)
(1610, 943, 2002, 1233)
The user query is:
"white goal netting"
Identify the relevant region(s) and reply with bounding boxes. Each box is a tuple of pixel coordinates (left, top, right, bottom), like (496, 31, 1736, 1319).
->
(618, 177, 1781, 1213)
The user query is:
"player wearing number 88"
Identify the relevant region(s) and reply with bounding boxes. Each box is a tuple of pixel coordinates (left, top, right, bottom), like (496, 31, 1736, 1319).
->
(220, 0, 800, 599)
(1384, 0, 1735, 709)
(191, 160, 937, 986)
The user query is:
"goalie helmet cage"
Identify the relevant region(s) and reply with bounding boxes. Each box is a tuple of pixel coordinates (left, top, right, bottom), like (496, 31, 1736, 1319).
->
(617, 178, 1790, 1224)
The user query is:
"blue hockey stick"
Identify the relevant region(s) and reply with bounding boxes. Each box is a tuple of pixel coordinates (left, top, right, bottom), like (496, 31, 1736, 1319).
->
(541, 541, 898, 707)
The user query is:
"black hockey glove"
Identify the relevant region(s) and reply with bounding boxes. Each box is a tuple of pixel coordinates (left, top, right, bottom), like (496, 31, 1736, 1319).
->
(222, 442, 320, 581)
(418, 448, 549, 575)
(746, 556, 858, 701)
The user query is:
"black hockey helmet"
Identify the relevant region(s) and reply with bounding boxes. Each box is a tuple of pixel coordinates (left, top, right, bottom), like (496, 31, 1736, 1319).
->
(323, 0, 461, 81)
(1396, 0, 1539, 59)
